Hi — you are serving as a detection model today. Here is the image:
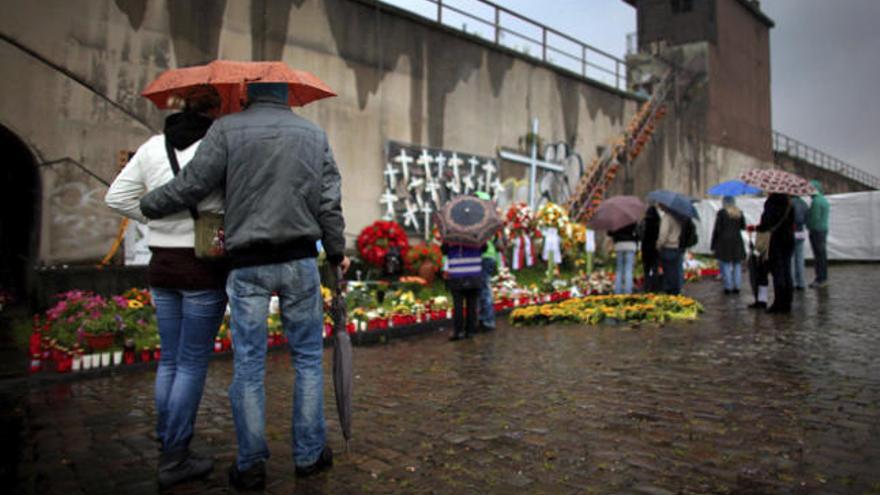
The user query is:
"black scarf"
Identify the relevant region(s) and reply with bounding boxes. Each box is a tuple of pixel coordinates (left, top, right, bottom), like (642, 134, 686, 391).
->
(164, 112, 214, 150)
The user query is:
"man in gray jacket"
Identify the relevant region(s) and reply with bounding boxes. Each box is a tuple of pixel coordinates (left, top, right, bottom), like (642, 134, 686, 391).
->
(141, 83, 347, 489)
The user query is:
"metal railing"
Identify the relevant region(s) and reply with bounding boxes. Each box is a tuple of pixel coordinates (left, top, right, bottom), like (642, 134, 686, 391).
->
(773, 131, 880, 190)
(379, 0, 629, 91)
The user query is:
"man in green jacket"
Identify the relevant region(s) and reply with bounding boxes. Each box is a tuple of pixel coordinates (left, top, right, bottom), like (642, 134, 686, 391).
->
(475, 192, 499, 331)
(807, 180, 830, 288)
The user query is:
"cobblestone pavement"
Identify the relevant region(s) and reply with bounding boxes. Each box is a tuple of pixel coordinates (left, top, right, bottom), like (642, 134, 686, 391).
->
(4, 265, 880, 494)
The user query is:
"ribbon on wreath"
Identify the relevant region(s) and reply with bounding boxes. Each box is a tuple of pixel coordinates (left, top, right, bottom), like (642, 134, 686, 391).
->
(511, 235, 534, 270)
(541, 227, 562, 265)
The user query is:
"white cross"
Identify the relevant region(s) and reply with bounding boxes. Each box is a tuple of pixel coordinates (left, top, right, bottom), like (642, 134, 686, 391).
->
(417, 150, 434, 180)
(425, 177, 441, 205)
(462, 174, 475, 194)
(482, 160, 497, 190)
(476, 175, 485, 192)
(393, 149, 414, 184)
(379, 189, 397, 220)
(491, 178, 504, 200)
(383, 163, 399, 189)
(408, 177, 424, 192)
(447, 153, 463, 195)
(420, 202, 433, 240)
(468, 156, 480, 177)
(434, 152, 447, 181)
(414, 191, 425, 209)
(497, 119, 564, 209)
(403, 198, 419, 229)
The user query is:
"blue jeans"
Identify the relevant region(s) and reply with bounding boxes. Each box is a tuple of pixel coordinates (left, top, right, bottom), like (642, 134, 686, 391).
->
(659, 248, 683, 295)
(791, 238, 806, 288)
(809, 230, 828, 283)
(151, 287, 226, 454)
(226, 258, 325, 469)
(719, 261, 742, 290)
(614, 249, 635, 294)
(478, 258, 496, 328)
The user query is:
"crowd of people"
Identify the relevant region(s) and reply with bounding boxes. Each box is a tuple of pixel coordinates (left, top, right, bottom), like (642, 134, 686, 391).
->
(604, 187, 830, 316)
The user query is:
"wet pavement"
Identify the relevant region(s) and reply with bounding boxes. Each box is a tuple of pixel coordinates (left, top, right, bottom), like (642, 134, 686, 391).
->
(4, 264, 880, 494)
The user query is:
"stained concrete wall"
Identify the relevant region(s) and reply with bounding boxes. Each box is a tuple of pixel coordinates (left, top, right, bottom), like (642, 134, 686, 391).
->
(1, 0, 640, 265)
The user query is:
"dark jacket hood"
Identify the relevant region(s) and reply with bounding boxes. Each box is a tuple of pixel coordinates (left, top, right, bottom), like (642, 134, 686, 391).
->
(164, 112, 214, 151)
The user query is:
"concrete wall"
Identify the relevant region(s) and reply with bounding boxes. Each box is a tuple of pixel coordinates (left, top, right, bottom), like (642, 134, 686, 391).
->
(0, 0, 638, 265)
(707, 0, 772, 161)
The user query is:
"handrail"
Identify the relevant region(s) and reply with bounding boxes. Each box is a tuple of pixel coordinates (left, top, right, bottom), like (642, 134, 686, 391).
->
(379, 0, 630, 91)
(773, 131, 879, 190)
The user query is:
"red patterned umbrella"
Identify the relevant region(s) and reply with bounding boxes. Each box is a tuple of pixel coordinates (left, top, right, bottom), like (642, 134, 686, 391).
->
(142, 60, 336, 114)
(740, 169, 816, 196)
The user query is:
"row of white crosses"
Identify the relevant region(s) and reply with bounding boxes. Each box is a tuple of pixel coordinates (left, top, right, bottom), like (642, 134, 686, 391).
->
(380, 147, 503, 238)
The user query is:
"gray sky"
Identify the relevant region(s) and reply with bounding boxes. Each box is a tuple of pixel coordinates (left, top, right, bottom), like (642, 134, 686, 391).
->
(381, 0, 880, 180)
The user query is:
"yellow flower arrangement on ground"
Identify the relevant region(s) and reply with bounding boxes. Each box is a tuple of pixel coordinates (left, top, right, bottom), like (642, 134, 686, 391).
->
(509, 294, 703, 326)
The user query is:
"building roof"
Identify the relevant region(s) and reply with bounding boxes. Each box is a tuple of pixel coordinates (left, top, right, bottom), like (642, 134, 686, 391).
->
(622, 0, 775, 28)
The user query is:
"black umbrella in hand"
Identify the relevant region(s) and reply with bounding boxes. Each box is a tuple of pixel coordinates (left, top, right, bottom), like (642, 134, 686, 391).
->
(331, 266, 353, 452)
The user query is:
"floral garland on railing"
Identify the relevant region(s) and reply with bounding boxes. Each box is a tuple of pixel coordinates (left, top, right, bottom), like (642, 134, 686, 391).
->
(356, 220, 409, 267)
(510, 294, 703, 326)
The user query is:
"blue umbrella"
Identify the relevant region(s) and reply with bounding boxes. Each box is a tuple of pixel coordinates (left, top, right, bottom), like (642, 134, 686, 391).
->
(647, 189, 699, 219)
(708, 179, 761, 196)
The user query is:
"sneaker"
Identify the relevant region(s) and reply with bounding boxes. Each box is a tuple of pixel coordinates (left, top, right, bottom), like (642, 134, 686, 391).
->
(748, 301, 767, 310)
(228, 460, 266, 492)
(809, 280, 828, 288)
(295, 447, 333, 478)
(478, 323, 496, 333)
(158, 450, 214, 490)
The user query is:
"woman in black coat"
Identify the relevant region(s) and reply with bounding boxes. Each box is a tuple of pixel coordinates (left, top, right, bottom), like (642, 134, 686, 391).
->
(710, 196, 746, 294)
(640, 205, 661, 292)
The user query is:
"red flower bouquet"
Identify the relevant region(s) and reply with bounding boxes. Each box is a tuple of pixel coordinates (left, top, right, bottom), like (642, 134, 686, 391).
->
(403, 243, 442, 273)
(357, 220, 410, 267)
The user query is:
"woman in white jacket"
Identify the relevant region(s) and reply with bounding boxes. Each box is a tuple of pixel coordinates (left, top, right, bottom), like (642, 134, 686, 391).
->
(105, 86, 226, 489)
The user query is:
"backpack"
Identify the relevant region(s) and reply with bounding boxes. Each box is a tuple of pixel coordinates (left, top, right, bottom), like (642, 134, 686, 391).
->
(679, 218, 698, 249)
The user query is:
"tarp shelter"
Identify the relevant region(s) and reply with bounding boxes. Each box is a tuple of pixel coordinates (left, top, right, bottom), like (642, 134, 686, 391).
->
(692, 190, 880, 261)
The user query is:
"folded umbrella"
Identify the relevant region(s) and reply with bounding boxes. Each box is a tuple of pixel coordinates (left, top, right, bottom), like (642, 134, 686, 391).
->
(142, 60, 336, 114)
(647, 189, 699, 219)
(739, 168, 816, 196)
(331, 266, 352, 452)
(588, 195, 647, 231)
(708, 179, 761, 197)
(435, 195, 503, 246)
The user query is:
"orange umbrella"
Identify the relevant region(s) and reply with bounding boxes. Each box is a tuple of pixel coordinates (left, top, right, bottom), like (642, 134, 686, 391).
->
(142, 60, 336, 114)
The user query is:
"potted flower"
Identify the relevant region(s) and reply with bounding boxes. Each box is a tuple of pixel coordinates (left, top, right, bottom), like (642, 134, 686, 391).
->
(404, 243, 442, 284)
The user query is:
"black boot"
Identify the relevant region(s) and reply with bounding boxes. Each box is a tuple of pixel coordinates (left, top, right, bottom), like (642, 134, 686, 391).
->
(158, 449, 214, 490)
(228, 460, 266, 492)
(748, 301, 767, 310)
(295, 447, 333, 478)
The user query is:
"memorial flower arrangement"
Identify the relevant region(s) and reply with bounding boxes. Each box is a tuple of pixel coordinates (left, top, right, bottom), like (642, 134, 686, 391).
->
(505, 202, 539, 238)
(505, 202, 540, 270)
(356, 220, 409, 267)
(536, 202, 570, 231)
(404, 243, 442, 272)
(509, 293, 703, 326)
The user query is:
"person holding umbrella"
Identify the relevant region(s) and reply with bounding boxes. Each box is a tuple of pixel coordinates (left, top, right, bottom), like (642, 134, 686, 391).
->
(640, 204, 661, 292)
(739, 168, 816, 313)
(647, 190, 698, 295)
(141, 80, 346, 489)
(588, 196, 648, 295)
(435, 195, 503, 341)
(710, 196, 746, 294)
(756, 193, 795, 313)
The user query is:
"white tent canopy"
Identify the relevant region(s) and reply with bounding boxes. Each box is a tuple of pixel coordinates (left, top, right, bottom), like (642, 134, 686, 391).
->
(693, 190, 880, 261)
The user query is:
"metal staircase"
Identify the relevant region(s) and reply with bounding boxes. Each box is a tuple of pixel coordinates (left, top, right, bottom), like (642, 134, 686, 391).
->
(567, 69, 675, 223)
